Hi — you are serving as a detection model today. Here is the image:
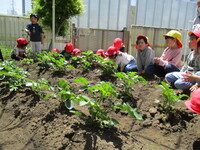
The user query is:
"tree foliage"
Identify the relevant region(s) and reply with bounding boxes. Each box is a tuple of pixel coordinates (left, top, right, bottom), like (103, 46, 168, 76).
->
(33, 0, 84, 36)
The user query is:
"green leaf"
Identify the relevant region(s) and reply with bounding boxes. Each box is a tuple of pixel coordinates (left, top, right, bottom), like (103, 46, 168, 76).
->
(74, 77, 89, 85)
(70, 110, 83, 116)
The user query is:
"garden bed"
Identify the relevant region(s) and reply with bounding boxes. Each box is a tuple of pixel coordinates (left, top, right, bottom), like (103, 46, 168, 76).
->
(0, 53, 200, 150)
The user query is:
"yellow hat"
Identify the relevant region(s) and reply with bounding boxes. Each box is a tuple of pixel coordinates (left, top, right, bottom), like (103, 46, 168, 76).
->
(197, 38, 200, 43)
(163, 30, 183, 48)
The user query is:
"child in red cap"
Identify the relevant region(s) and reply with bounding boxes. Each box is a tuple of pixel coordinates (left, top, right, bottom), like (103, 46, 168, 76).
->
(60, 43, 74, 60)
(51, 48, 60, 54)
(113, 38, 126, 53)
(11, 38, 29, 60)
(135, 35, 155, 75)
(72, 48, 82, 56)
(96, 49, 106, 58)
(185, 88, 200, 114)
(105, 46, 137, 72)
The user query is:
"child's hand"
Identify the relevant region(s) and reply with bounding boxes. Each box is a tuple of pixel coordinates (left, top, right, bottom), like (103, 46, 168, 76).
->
(182, 72, 196, 82)
(154, 57, 160, 64)
(190, 85, 199, 92)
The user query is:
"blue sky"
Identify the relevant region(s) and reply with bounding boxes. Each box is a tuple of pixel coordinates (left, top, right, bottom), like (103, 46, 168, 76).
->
(131, 0, 136, 6)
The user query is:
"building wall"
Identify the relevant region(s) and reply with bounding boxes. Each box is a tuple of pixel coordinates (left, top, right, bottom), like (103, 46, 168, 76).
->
(135, 0, 196, 30)
(72, 0, 131, 30)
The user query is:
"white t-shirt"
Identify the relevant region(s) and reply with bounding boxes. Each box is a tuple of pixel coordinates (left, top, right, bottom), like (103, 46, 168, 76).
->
(12, 46, 27, 56)
(107, 52, 135, 71)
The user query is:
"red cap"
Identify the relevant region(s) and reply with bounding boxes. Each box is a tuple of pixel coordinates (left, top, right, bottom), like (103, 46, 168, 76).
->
(16, 38, 28, 48)
(52, 48, 60, 53)
(113, 38, 124, 49)
(96, 49, 105, 55)
(105, 46, 119, 56)
(65, 43, 74, 52)
(185, 88, 200, 114)
(188, 30, 200, 38)
(135, 35, 151, 49)
(72, 48, 81, 54)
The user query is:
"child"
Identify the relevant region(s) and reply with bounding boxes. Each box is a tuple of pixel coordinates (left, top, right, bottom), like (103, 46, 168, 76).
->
(25, 13, 44, 59)
(165, 30, 200, 91)
(105, 46, 137, 72)
(72, 48, 82, 56)
(11, 38, 28, 60)
(185, 88, 200, 114)
(113, 38, 125, 51)
(51, 48, 60, 54)
(60, 43, 74, 60)
(146, 30, 183, 77)
(96, 49, 106, 58)
(136, 35, 155, 75)
(192, 0, 200, 31)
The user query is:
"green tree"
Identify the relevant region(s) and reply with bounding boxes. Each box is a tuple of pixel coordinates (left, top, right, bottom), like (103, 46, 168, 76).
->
(33, 0, 84, 37)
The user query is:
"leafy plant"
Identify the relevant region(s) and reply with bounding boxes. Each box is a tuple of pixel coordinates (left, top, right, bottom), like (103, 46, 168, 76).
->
(156, 82, 189, 115)
(57, 79, 76, 109)
(21, 58, 34, 65)
(88, 81, 118, 104)
(0, 45, 13, 60)
(114, 102, 143, 121)
(71, 95, 143, 128)
(115, 72, 147, 98)
(100, 59, 118, 75)
(26, 78, 55, 100)
(37, 51, 68, 71)
(71, 95, 119, 128)
(74, 77, 90, 91)
(71, 55, 92, 70)
(0, 61, 30, 91)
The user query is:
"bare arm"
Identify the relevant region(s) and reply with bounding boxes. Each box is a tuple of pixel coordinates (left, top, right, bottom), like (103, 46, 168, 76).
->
(41, 33, 44, 44)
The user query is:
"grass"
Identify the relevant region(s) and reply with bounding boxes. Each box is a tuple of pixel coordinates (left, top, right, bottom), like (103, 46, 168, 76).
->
(0, 45, 13, 60)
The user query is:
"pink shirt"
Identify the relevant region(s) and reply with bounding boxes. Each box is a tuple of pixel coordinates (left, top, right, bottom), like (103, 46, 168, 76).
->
(158, 47, 182, 70)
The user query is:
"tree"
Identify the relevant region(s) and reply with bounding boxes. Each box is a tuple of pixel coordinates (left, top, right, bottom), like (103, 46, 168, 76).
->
(33, 0, 84, 37)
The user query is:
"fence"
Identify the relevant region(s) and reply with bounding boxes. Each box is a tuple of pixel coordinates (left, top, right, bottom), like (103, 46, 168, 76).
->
(0, 15, 72, 51)
(74, 27, 129, 52)
(128, 25, 189, 61)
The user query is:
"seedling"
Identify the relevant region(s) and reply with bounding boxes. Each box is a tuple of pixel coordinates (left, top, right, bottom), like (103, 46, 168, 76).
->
(26, 78, 55, 100)
(0, 61, 30, 91)
(57, 79, 76, 109)
(100, 59, 118, 75)
(88, 81, 118, 104)
(37, 51, 68, 71)
(21, 58, 34, 65)
(115, 72, 147, 98)
(156, 81, 188, 115)
(74, 77, 90, 91)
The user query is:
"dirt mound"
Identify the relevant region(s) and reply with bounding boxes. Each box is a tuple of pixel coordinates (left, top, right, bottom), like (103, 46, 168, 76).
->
(0, 61, 200, 150)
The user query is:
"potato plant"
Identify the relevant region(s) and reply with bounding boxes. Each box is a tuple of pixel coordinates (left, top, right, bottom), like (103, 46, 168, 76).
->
(156, 82, 188, 116)
(26, 78, 55, 100)
(115, 72, 147, 98)
(0, 61, 30, 91)
(37, 51, 68, 71)
(72, 77, 142, 128)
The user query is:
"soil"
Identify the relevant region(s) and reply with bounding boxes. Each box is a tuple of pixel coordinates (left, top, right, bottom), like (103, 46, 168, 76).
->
(0, 62, 200, 150)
